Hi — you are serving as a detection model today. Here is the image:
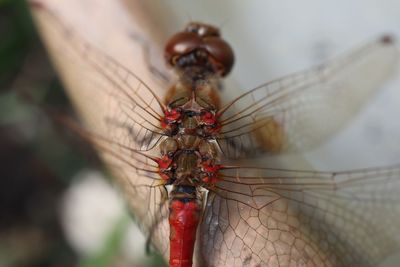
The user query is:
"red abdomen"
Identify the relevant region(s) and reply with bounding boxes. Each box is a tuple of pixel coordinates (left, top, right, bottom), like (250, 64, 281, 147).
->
(169, 198, 202, 267)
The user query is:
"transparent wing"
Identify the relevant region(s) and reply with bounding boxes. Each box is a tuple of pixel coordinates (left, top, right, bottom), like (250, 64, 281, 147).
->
(200, 165, 400, 267)
(63, 115, 171, 257)
(217, 37, 399, 159)
(31, 1, 171, 259)
(32, 2, 167, 152)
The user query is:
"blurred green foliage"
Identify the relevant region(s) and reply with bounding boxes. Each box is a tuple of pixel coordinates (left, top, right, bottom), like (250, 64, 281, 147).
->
(0, 0, 34, 88)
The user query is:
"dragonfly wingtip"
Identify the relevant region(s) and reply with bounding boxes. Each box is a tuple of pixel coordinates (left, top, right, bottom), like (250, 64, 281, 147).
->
(380, 34, 396, 45)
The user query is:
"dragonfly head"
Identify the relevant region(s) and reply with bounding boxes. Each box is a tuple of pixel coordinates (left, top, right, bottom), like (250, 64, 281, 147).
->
(165, 22, 235, 78)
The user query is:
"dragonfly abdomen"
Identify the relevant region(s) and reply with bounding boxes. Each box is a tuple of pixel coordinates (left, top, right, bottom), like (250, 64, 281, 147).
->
(169, 185, 202, 267)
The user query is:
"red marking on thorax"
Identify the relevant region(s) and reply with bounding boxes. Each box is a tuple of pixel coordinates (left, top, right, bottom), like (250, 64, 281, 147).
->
(165, 108, 182, 121)
(161, 108, 182, 130)
(157, 155, 173, 181)
(200, 110, 218, 125)
(158, 155, 173, 169)
(200, 110, 221, 135)
(201, 161, 221, 184)
(202, 161, 221, 173)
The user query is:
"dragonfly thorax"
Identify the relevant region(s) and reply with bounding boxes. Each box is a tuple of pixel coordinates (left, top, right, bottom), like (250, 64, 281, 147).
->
(158, 102, 222, 186)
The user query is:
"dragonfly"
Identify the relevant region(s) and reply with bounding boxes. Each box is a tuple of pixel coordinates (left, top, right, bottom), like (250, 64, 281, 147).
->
(31, 1, 400, 266)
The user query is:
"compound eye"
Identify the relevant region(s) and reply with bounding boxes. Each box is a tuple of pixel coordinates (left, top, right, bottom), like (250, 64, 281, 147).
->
(164, 32, 202, 66)
(204, 37, 234, 76)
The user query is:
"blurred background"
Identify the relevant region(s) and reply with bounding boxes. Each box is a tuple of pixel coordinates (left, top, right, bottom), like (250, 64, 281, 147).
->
(1, 0, 400, 267)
